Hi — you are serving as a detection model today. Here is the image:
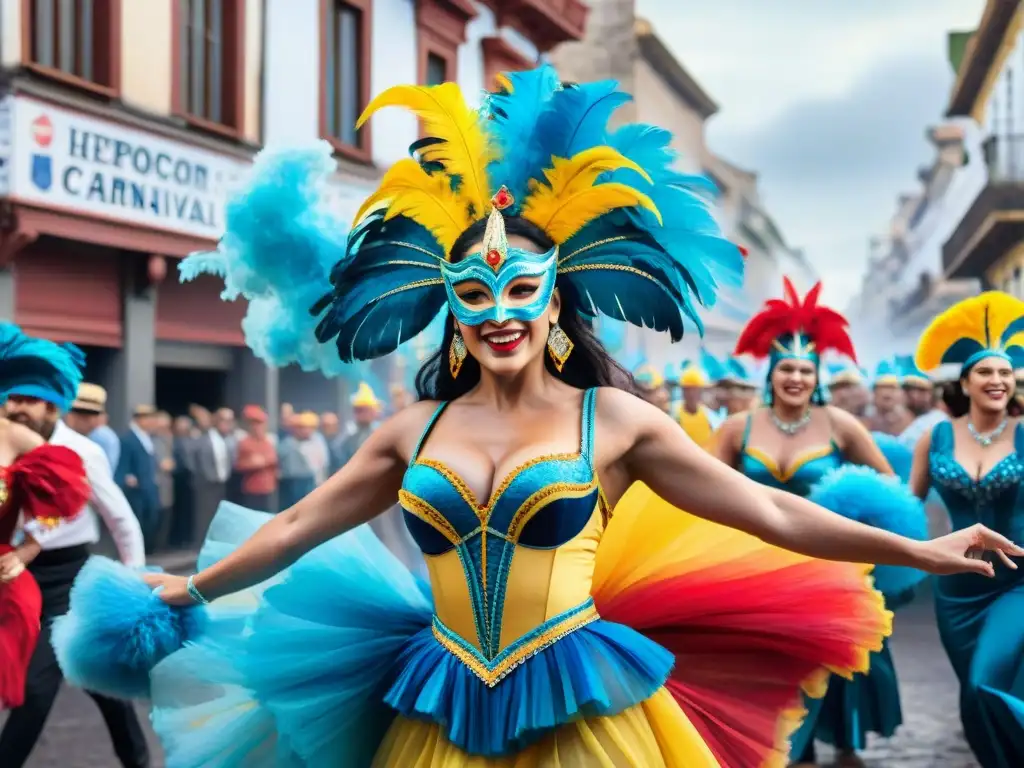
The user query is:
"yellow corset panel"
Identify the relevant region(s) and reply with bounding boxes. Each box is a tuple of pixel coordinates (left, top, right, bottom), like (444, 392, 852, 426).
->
(423, 506, 605, 655)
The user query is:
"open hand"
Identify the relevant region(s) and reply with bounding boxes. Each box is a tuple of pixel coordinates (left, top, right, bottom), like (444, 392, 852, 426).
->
(0, 551, 24, 582)
(917, 524, 1024, 577)
(142, 572, 194, 606)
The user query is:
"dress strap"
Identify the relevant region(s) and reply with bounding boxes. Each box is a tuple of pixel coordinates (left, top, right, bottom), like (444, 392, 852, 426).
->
(410, 401, 449, 463)
(740, 411, 754, 451)
(930, 419, 953, 454)
(580, 388, 598, 463)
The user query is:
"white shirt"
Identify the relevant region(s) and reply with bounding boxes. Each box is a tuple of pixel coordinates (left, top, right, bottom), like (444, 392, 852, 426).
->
(898, 409, 949, 450)
(209, 429, 231, 482)
(23, 421, 146, 567)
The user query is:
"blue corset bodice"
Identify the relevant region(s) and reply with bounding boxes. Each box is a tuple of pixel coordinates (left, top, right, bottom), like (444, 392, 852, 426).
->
(929, 420, 1024, 543)
(738, 414, 843, 497)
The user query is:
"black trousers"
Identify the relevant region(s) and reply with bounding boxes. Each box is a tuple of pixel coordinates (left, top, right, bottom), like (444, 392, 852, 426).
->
(0, 545, 150, 768)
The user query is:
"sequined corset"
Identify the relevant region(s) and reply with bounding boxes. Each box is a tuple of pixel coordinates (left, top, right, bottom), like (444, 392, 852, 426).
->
(929, 420, 1024, 541)
(399, 388, 605, 685)
(738, 412, 843, 497)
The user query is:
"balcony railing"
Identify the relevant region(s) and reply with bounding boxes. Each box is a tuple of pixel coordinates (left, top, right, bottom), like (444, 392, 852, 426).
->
(984, 133, 1024, 182)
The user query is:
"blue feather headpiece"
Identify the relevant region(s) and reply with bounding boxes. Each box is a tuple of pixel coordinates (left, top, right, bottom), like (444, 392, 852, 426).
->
(0, 323, 85, 411)
(873, 359, 902, 388)
(698, 348, 728, 383)
(722, 357, 756, 389)
(895, 354, 931, 388)
(826, 361, 864, 388)
(181, 65, 744, 369)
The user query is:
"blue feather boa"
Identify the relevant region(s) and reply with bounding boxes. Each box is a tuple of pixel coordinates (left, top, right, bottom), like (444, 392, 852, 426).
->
(51, 557, 207, 699)
(872, 431, 913, 483)
(809, 465, 929, 606)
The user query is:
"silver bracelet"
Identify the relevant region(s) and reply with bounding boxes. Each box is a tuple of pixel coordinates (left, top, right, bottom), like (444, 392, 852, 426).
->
(186, 574, 210, 605)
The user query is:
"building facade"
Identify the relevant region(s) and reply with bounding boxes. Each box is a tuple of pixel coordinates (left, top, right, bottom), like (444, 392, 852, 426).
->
(0, 0, 586, 427)
(551, 4, 806, 370)
(941, 0, 1024, 303)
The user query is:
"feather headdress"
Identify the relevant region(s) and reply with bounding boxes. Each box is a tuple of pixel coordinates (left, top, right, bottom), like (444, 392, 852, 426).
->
(181, 65, 744, 367)
(915, 291, 1024, 374)
(734, 278, 856, 363)
(0, 323, 85, 411)
(895, 355, 930, 388)
(872, 359, 902, 388)
(826, 361, 865, 388)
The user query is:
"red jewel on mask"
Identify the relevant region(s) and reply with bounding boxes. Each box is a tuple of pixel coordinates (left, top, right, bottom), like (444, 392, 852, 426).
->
(492, 186, 514, 210)
(485, 249, 502, 266)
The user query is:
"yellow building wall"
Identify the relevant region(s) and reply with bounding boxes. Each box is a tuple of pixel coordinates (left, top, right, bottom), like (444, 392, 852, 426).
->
(121, 1, 173, 115)
(985, 240, 1024, 297)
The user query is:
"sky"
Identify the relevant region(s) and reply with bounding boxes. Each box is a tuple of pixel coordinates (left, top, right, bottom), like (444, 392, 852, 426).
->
(636, 0, 987, 308)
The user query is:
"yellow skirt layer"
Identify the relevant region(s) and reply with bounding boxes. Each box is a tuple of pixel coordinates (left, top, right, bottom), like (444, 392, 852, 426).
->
(372, 687, 719, 768)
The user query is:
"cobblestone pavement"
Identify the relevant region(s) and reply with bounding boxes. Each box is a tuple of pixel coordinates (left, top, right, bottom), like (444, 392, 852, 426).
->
(3, 586, 978, 768)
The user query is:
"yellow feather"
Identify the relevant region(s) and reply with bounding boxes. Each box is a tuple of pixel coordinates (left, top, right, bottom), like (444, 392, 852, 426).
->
(537, 147, 653, 198)
(523, 183, 660, 244)
(915, 292, 1024, 371)
(357, 83, 494, 216)
(353, 159, 470, 254)
(494, 72, 513, 93)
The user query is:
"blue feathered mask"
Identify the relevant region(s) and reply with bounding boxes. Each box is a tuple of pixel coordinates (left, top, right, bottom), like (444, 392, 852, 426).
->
(0, 323, 85, 411)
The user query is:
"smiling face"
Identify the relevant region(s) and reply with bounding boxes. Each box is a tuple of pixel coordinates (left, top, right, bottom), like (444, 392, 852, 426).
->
(452, 234, 561, 378)
(963, 355, 1015, 414)
(770, 358, 817, 409)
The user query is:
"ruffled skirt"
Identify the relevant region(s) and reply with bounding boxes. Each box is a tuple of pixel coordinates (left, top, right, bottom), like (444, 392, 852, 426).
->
(111, 483, 891, 767)
(0, 543, 42, 708)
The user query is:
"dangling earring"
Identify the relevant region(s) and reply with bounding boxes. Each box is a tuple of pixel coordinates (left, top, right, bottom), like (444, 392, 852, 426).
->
(547, 323, 574, 372)
(449, 328, 467, 378)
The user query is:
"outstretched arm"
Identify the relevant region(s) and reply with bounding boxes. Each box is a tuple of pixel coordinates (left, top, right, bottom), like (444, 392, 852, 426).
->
(151, 403, 432, 604)
(602, 389, 1022, 575)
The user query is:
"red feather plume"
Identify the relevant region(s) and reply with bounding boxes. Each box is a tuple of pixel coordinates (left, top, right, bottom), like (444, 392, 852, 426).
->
(734, 277, 857, 361)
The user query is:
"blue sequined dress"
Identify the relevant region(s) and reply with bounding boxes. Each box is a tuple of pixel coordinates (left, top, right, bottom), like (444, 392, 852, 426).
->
(929, 420, 1024, 767)
(738, 413, 904, 759)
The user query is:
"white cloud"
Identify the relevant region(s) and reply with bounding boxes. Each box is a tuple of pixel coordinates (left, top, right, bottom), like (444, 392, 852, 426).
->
(636, 0, 987, 307)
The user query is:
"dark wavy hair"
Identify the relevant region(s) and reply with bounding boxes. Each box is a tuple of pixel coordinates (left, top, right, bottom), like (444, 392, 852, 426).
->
(415, 216, 637, 401)
(941, 378, 1024, 418)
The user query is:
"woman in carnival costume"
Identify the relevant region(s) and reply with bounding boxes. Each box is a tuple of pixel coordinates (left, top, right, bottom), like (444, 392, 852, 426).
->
(0, 323, 90, 708)
(55, 68, 1022, 768)
(712, 278, 928, 767)
(909, 292, 1024, 768)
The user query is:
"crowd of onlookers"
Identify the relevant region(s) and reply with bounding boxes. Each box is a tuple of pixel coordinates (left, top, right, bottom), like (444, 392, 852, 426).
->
(63, 381, 398, 553)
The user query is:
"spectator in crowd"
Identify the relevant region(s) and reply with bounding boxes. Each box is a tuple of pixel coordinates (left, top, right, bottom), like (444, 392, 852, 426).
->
(189, 404, 211, 439)
(168, 415, 196, 548)
(320, 411, 345, 474)
(277, 411, 326, 509)
(151, 411, 175, 550)
(389, 383, 413, 414)
(234, 405, 278, 512)
(65, 383, 120, 470)
(192, 407, 234, 542)
(334, 383, 381, 469)
(278, 402, 294, 442)
(115, 405, 161, 554)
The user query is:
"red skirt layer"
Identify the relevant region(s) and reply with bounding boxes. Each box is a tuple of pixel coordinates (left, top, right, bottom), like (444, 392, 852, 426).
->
(0, 543, 42, 709)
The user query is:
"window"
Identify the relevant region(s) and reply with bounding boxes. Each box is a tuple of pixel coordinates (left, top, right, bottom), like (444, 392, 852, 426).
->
(175, 0, 245, 134)
(26, 0, 120, 95)
(426, 53, 448, 86)
(321, 0, 372, 158)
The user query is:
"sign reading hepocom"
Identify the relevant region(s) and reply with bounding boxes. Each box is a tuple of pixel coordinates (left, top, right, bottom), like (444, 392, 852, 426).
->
(4, 95, 251, 239)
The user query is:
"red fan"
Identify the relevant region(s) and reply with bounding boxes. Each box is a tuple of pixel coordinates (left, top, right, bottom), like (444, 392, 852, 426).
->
(734, 277, 857, 361)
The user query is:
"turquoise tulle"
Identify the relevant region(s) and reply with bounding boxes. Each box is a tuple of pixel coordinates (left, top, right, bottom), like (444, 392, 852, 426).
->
(810, 465, 928, 601)
(385, 618, 671, 757)
(872, 431, 913, 483)
(51, 556, 207, 699)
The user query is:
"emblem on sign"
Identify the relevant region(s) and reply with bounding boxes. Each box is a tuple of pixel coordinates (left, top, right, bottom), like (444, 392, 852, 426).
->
(31, 154, 52, 191)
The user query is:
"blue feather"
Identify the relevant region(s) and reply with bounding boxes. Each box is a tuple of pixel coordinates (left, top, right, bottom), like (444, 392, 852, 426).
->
(700, 348, 728, 381)
(51, 557, 207, 699)
(872, 432, 913, 483)
(534, 80, 630, 161)
(810, 465, 929, 604)
(177, 143, 354, 376)
(486, 64, 562, 209)
(315, 211, 448, 361)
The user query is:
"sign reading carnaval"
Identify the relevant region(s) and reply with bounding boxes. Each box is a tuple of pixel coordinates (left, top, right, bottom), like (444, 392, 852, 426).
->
(2, 95, 250, 239)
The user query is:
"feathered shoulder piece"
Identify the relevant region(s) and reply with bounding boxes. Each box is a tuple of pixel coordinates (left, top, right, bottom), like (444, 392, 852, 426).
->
(915, 291, 1024, 372)
(734, 278, 856, 362)
(0, 323, 85, 410)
